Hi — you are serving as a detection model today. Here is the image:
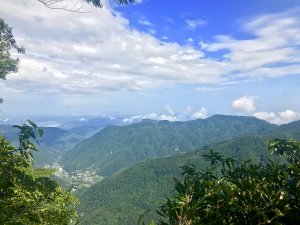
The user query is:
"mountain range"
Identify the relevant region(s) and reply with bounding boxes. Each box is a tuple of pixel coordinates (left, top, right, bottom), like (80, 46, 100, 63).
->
(66, 115, 299, 225)
(60, 115, 276, 176)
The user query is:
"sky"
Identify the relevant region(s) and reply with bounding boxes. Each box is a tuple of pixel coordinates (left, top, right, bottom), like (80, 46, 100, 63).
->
(1, 0, 300, 125)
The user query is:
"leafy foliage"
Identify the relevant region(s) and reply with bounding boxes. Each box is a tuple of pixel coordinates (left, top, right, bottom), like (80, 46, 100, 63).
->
(155, 139, 300, 225)
(0, 18, 24, 80)
(0, 18, 25, 103)
(0, 121, 78, 224)
(84, 0, 135, 8)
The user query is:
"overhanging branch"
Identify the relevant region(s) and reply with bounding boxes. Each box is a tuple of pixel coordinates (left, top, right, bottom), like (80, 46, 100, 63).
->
(37, 0, 96, 13)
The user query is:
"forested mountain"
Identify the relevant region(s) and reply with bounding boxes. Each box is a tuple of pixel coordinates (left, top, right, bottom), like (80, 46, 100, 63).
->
(60, 115, 275, 175)
(70, 115, 300, 225)
(76, 135, 285, 225)
(267, 120, 300, 140)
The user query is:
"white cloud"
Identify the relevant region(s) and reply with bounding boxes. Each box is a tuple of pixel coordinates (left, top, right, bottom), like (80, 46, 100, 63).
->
(122, 112, 158, 123)
(195, 86, 223, 92)
(232, 96, 257, 113)
(159, 114, 178, 121)
(144, 112, 158, 120)
(0, 118, 9, 123)
(0, 0, 224, 95)
(138, 19, 153, 26)
(135, 0, 143, 4)
(185, 19, 207, 30)
(122, 106, 208, 123)
(198, 41, 208, 50)
(1, 2, 299, 97)
(207, 9, 300, 80)
(187, 38, 194, 42)
(191, 107, 208, 119)
(123, 115, 142, 123)
(165, 104, 175, 115)
(253, 109, 300, 124)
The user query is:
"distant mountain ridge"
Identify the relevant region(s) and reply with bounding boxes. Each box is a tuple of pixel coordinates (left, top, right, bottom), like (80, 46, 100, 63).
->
(60, 115, 279, 175)
(0, 125, 82, 167)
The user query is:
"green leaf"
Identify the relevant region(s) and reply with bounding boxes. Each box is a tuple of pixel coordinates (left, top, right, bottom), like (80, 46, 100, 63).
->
(37, 128, 44, 138)
(27, 120, 37, 129)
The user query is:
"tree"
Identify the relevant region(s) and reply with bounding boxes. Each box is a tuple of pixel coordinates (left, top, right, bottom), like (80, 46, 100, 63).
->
(38, 0, 134, 11)
(154, 139, 300, 225)
(0, 18, 25, 103)
(0, 121, 79, 224)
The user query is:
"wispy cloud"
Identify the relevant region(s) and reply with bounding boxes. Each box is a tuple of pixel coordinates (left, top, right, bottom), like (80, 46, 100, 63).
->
(185, 19, 207, 30)
(207, 9, 300, 81)
(138, 18, 153, 26)
(195, 86, 223, 93)
(134, 0, 144, 4)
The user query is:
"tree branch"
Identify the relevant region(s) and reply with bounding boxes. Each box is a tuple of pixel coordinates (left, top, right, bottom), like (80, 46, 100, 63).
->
(37, 0, 95, 13)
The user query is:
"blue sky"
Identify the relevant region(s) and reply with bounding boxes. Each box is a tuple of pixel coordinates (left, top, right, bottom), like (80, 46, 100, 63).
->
(0, 0, 300, 125)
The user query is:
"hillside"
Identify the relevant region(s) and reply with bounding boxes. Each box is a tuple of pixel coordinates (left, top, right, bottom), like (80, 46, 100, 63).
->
(77, 135, 282, 225)
(60, 115, 275, 175)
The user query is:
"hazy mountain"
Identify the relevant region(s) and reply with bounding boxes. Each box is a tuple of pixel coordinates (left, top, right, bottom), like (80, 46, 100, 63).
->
(60, 115, 276, 175)
(67, 125, 104, 138)
(0, 125, 82, 167)
(58, 116, 131, 138)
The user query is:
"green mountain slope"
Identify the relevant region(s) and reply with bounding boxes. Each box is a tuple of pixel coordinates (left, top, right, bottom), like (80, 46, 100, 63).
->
(268, 120, 300, 140)
(77, 135, 283, 225)
(61, 115, 275, 175)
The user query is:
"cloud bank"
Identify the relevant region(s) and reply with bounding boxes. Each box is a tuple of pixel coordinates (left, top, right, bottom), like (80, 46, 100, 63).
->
(122, 105, 208, 123)
(0, 2, 299, 96)
(253, 110, 300, 125)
